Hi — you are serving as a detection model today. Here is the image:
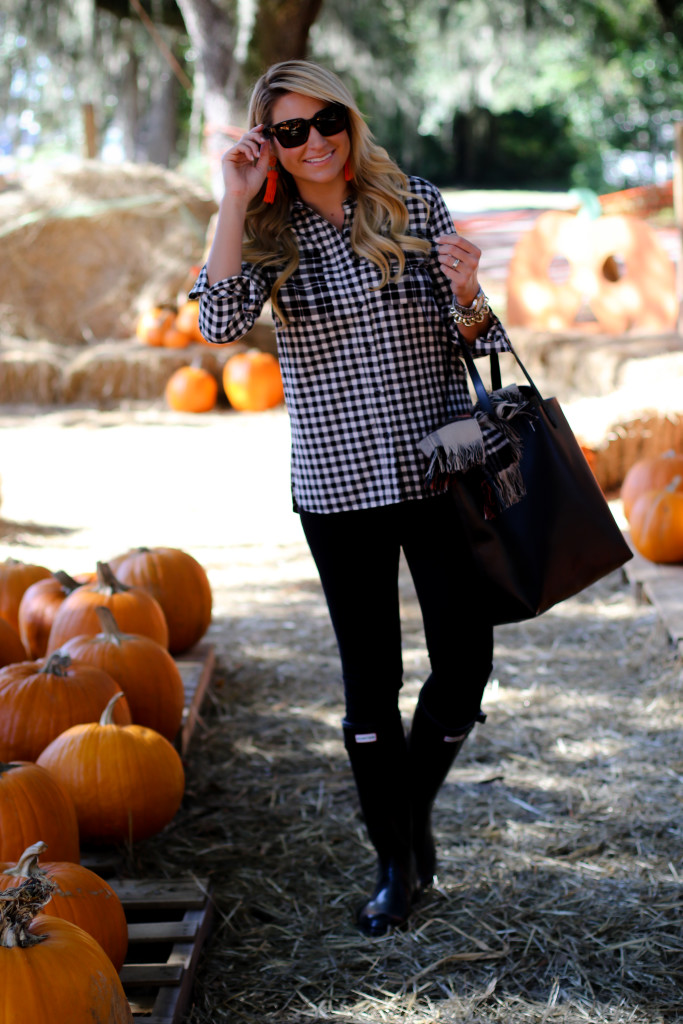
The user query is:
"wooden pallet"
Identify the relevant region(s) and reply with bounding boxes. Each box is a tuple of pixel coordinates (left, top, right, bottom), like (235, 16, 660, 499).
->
(112, 877, 214, 1024)
(622, 534, 683, 653)
(175, 641, 216, 756)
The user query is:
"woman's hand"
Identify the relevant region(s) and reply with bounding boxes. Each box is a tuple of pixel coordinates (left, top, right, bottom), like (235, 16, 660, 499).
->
(436, 232, 482, 307)
(221, 126, 272, 204)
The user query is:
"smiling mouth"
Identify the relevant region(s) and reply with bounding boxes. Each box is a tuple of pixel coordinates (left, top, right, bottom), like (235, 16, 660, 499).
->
(304, 153, 333, 165)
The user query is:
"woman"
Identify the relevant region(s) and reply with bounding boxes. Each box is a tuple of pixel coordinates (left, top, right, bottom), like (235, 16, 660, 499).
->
(191, 60, 513, 936)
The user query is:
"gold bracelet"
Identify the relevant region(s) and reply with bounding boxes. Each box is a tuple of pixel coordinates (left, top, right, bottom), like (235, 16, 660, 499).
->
(448, 286, 491, 327)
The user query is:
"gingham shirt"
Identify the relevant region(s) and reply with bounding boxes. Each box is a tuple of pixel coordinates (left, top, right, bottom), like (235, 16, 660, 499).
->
(191, 176, 512, 514)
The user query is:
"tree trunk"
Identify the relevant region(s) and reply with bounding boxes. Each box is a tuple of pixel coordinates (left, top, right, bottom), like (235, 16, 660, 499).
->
(175, 0, 324, 198)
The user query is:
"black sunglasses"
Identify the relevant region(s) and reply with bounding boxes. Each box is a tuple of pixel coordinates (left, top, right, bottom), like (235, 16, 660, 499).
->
(263, 103, 348, 149)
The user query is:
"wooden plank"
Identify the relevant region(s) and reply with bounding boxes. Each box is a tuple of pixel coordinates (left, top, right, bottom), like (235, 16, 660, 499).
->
(111, 877, 210, 910)
(127, 919, 199, 943)
(623, 534, 683, 647)
(120, 963, 185, 987)
(175, 641, 215, 755)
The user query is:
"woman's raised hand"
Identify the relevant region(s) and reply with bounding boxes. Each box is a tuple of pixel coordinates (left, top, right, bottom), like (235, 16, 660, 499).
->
(221, 126, 272, 203)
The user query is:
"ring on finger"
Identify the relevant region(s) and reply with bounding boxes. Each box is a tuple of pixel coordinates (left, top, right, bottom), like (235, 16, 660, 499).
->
(452, 257, 461, 269)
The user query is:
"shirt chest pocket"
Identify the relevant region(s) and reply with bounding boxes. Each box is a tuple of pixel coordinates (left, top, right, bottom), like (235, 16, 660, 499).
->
(277, 250, 358, 324)
(382, 256, 437, 311)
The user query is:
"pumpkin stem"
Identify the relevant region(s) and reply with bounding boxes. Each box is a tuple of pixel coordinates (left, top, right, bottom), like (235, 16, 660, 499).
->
(40, 651, 72, 677)
(666, 475, 682, 491)
(7, 842, 48, 879)
(52, 570, 81, 595)
(95, 605, 127, 645)
(96, 561, 131, 594)
(101, 690, 125, 725)
(0, 875, 56, 948)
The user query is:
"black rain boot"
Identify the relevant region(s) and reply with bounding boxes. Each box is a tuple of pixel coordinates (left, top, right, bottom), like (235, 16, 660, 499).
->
(408, 702, 485, 890)
(342, 715, 416, 937)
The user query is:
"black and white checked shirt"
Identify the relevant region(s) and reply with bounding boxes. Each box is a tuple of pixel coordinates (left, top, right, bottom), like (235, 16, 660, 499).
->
(191, 176, 512, 514)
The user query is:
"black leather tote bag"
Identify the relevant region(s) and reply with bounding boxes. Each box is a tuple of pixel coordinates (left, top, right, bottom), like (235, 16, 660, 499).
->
(451, 340, 633, 625)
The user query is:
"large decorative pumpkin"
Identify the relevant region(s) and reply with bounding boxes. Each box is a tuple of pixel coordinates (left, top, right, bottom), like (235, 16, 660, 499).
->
(621, 449, 683, 522)
(0, 875, 133, 1024)
(0, 761, 80, 863)
(165, 364, 218, 413)
(0, 651, 131, 762)
(47, 560, 169, 653)
(0, 841, 128, 971)
(37, 693, 185, 844)
(59, 607, 185, 741)
(0, 559, 52, 633)
(108, 546, 212, 654)
(0, 619, 26, 669)
(17, 571, 83, 659)
(222, 349, 284, 411)
(628, 476, 683, 564)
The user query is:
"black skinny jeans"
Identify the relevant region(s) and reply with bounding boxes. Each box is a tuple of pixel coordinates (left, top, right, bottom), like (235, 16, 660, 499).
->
(300, 494, 493, 732)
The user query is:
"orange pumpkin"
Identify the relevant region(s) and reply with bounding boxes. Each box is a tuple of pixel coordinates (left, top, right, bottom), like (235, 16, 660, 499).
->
(37, 693, 185, 844)
(0, 650, 131, 762)
(59, 606, 185, 741)
(165, 364, 218, 412)
(0, 875, 133, 1023)
(108, 546, 212, 654)
(222, 349, 284, 411)
(0, 761, 80, 863)
(621, 450, 683, 522)
(0, 618, 26, 668)
(0, 558, 52, 633)
(162, 321, 193, 348)
(0, 841, 128, 971)
(47, 560, 169, 653)
(135, 306, 175, 346)
(629, 476, 683, 564)
(18, 571, 83, 659)
(175, 299, 204, 342)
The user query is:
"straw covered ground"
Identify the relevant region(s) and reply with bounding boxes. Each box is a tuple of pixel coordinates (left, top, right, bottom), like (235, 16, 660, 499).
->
(126, 552, 683, 1024)
(1, 406, 682, 1023)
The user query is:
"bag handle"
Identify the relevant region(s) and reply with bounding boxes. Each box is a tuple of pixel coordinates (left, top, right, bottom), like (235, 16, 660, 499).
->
(457, 336, 544, 415)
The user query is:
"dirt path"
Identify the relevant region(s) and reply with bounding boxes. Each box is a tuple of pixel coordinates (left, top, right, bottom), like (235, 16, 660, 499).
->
(2, 405, 683, 1024)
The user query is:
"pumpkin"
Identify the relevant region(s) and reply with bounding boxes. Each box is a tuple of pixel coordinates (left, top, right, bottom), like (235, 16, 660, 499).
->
(162, 321, 193, 349)
(47, 560, 169, 653)
(165, 364, 218, 413)
(37, 693, 185, 844)
(136, 305, 175, 346)
(0, 875, 133, 1023)
(17, 571, 83, 659)
(628, 476, 683, 564)
(175, 299, 203, 342)
(0, 841, 128, 971)
(0, 618, 26, 668)
(0, 558, 52, 633)
(0, 761, 80, 863)
(108, 546, 212, 654)
(621, 449, 683, 522)
(59, 606, 185, 741)
(222, 349, 284, 411)
(0, 651, 131, 762)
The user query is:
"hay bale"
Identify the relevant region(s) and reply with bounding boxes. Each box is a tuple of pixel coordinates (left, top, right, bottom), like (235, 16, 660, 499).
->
(0, 161, 216, 345)
(62, 340, 247, 404)
(0, 337, 70, 402)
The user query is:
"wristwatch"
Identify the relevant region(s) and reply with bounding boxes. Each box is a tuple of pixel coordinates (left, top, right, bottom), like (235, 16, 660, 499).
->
(448, 286, 490, 327)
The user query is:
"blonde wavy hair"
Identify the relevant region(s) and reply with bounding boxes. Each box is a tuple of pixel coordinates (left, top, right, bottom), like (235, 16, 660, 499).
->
(242, 60, 431, 321)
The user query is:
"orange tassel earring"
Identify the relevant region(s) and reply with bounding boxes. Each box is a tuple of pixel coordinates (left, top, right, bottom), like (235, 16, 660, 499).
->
(264, 156, 279, 203)
(344, 158, 353, 182)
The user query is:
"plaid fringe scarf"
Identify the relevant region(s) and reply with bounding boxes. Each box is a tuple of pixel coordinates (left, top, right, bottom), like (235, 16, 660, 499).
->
(418, 385, 534, 513)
